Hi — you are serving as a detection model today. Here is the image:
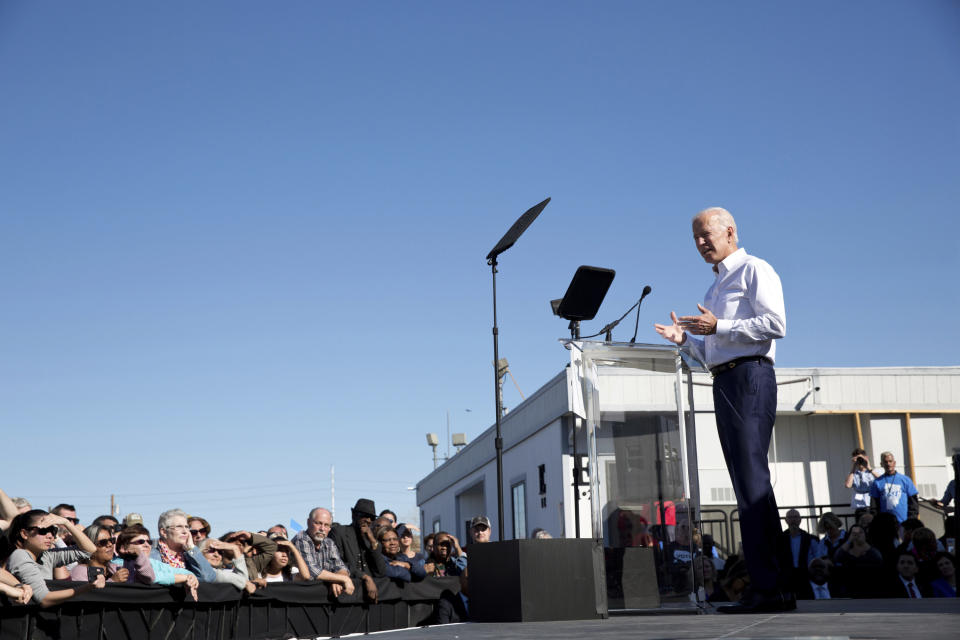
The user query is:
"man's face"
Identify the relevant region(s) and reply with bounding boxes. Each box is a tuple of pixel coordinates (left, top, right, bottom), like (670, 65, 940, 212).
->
(268, 525, 287, 539)
(786, 510, 802, 531)
(354, 513, 374, 529)
(692, 215, 736, 265)
(881, 454, 897, 475)
(472, 523, 490, 543)
(897, 555, 918, 580)
(307, 510, 332, 544)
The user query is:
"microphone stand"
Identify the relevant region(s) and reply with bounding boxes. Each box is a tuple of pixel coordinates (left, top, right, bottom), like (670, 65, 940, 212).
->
(584, 286, 652, 342)
(485, 198, 550, 541)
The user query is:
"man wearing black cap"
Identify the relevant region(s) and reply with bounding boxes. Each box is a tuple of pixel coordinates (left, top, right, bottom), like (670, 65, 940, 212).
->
(330, 498, 387, 601)
(469, 515, 492, 547)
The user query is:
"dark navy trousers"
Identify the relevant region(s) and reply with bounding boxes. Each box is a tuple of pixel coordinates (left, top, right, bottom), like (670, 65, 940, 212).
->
(712, 358, 783, 593)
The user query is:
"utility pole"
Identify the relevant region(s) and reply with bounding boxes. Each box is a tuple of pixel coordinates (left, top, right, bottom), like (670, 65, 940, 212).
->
(331, 465, 335, 521)
(110, 494, 116, 517)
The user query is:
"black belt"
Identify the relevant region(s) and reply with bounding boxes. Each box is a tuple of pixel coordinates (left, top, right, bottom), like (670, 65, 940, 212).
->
(710, 355, 772, 377)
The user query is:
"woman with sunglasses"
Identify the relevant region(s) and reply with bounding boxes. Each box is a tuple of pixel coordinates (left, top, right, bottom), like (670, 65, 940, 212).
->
(0, 510, 102, 606)
(69, 524, 131, 583)
(423, 532, 466, 578)
(187, 516, 211, 544)
(115, 524, 197, 597)
(395, 524, 426, 564)
(197, 537, 259, 594)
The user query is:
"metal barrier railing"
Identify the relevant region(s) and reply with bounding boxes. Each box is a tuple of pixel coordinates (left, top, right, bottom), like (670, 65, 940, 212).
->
(697, 508, 731, 557)
(724, 500, 949, 551)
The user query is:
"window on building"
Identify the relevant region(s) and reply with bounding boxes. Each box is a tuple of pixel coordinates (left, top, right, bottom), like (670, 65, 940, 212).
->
(432, 519, 441, 533)
(511, 481, 526, 539)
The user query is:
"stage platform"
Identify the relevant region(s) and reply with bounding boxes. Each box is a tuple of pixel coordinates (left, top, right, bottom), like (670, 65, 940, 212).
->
(369, 599, 960, 640)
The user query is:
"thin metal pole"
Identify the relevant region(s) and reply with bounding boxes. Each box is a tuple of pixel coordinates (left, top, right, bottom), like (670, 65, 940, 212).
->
(491, 258, 505, 541)
(571, 416, 581, 538)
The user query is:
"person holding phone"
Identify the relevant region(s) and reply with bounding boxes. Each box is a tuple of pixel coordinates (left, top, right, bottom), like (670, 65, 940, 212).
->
(845, 447, 883, 510)
(70, 524, 127, 583)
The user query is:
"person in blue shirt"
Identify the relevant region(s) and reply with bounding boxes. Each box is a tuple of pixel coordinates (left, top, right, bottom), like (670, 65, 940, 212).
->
(869, 452, 919, 524)
(378, 527, 424, 582)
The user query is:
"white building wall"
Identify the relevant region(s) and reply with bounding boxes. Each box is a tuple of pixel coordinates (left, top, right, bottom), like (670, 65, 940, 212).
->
(499, 418, 565, 539)
(418, 418, 566, 543)
(868, 416, 906, 466)
(417, 365, 960, 537)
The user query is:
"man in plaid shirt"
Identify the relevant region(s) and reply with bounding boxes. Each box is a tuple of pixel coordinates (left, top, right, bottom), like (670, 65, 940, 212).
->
(291, 507, 354, 596)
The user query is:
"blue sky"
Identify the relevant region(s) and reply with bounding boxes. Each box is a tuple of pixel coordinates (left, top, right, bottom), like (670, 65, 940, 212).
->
(2, 1, 958, 535)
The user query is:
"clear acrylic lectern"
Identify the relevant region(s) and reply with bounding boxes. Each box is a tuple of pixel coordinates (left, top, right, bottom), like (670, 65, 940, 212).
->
(564, 339, 707, 610)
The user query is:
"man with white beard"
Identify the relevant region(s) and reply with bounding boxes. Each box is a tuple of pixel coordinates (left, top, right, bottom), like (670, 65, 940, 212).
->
(291, 507, 355, 596)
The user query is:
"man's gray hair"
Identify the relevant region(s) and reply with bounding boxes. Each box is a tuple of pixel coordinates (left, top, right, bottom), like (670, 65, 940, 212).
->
(880, 451, 894, 461)
(12, 497, 31, 510)
(308, 507, 331, 522)
(158, 508, 188, 532)
(695, 207, 738, 243)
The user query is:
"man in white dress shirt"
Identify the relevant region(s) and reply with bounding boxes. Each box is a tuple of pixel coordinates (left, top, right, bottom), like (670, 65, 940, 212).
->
(655, 207, 789, 613)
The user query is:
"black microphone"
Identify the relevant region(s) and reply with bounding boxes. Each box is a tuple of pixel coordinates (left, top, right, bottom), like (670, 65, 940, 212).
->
(595, 285, 653, 342)
(629, 285, 653, 343)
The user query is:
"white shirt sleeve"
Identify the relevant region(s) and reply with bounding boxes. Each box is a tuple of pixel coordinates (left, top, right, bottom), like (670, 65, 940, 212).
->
(714, 259, 786, 343)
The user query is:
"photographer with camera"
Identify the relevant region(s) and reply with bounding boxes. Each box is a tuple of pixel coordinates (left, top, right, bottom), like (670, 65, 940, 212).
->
(844, 448, 883, 510)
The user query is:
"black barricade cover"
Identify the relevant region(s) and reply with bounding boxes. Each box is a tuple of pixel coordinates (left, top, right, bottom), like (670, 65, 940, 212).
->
(0, 577, 462, 640)
(1, 575, 460, 608)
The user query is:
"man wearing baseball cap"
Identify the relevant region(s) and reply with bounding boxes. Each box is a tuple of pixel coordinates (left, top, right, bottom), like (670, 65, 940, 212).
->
(469, 516, 492, 545)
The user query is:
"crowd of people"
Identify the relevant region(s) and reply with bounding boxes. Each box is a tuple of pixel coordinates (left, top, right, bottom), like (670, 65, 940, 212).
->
(3, 447, 956, 616)
(661, 449, 957, 602)
(678, 508, 957, 603)
(0, 490, 489, 622)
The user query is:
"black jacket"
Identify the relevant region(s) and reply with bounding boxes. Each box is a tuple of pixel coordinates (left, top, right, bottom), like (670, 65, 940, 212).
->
(330, 523, 387, 578)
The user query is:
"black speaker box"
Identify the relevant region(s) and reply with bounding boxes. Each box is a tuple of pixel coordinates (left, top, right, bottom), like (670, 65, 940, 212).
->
(468, 538, 608, 622)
